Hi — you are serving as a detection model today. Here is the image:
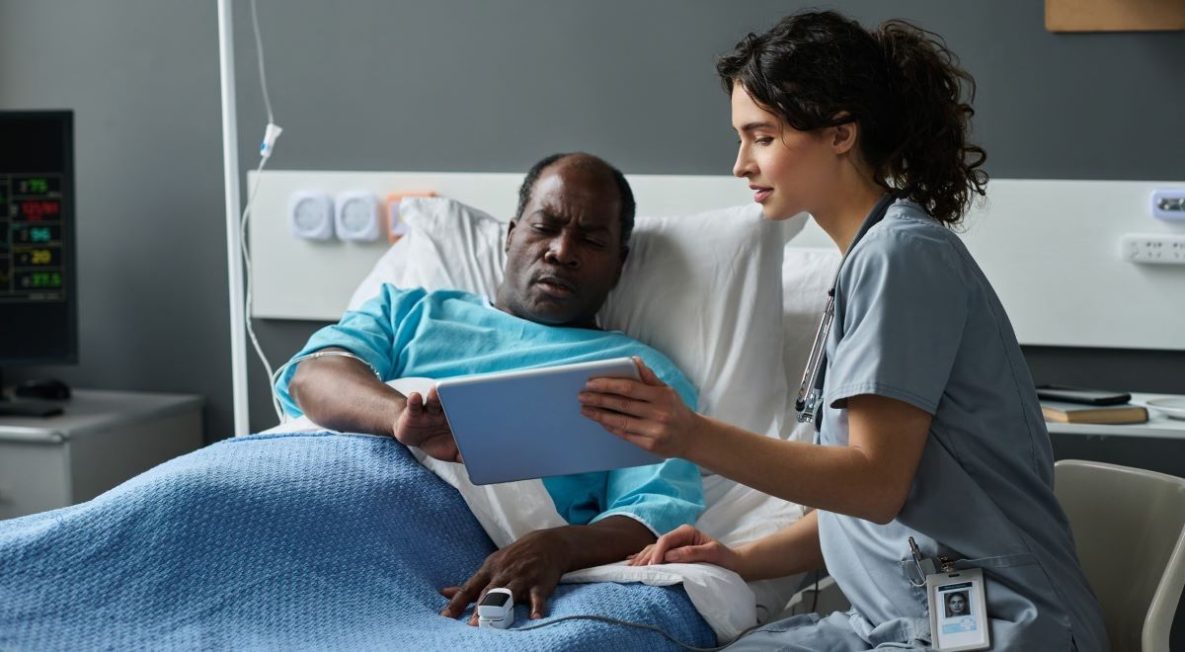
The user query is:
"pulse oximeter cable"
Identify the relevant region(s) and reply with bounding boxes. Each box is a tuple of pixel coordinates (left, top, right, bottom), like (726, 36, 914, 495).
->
(510, 614, 763, 651)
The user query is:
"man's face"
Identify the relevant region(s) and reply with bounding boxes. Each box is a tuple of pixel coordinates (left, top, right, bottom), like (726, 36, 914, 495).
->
(496, 163, 626, 327)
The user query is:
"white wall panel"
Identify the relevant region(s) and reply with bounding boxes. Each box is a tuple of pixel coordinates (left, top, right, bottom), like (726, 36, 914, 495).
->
(249, 171, 1185, 349)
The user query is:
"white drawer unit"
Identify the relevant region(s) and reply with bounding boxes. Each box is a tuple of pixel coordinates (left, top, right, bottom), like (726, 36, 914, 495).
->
(0, 390, 203, 520)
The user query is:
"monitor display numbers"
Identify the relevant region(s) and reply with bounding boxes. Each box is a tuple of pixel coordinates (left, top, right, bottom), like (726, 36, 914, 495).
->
(14, 247, 59, 267)
(14, 176, 61, 197)
(12, 223, 61, 244)
(2, 173, 66, 301)
(15, 270, 63, 290)
(17, 199, 61, 221)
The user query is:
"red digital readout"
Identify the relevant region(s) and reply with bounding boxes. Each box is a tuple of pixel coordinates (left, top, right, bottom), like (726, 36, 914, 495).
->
(19, 200, 61, 221)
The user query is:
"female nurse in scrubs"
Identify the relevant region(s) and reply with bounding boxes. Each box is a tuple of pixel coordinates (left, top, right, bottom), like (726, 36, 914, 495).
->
(579, 10, 1106, 651)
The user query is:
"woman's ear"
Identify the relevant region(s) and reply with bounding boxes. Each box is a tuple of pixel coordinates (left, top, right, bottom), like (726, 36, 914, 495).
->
(830, 119, 859, 155)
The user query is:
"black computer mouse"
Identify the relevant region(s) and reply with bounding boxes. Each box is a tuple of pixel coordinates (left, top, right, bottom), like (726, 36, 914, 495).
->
(14, 378, 72, 401)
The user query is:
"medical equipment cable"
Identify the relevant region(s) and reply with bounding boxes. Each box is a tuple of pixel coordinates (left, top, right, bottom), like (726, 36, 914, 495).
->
(510, 614, 763, 651)
(249, 0, 275, 126)
(240, 157, 279, 421)
(238, 0, 287, 422)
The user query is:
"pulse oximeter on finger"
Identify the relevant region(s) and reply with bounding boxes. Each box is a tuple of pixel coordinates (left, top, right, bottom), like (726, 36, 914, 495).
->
(477, 588, 514, 629)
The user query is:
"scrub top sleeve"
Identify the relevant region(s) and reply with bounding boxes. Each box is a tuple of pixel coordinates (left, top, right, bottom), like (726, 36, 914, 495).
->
(826, 233, 969, 415)
(275, 284, 423, 418)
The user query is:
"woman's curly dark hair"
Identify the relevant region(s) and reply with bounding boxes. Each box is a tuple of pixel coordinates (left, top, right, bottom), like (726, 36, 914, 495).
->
(717, 10, 987, 226)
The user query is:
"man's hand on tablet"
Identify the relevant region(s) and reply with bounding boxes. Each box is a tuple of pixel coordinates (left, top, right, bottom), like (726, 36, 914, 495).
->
(393, 387, 461, 463)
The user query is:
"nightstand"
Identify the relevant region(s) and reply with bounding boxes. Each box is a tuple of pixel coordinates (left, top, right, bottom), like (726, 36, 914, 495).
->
(0, 389, 204, 520)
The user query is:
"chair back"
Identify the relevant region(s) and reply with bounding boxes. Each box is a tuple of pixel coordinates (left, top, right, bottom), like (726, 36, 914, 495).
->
(1054, 459, 1185, 652)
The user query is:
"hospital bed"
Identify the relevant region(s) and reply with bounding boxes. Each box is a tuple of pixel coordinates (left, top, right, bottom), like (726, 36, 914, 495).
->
(0, 189, 839, 649)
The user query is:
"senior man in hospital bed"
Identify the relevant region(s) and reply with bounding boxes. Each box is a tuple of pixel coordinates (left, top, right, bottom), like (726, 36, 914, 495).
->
(276, 152, 705, 623)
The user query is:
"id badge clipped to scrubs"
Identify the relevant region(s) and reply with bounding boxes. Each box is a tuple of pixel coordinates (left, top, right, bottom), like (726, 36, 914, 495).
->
(909, 538, 990, 651)
(926, 568, 990, 651)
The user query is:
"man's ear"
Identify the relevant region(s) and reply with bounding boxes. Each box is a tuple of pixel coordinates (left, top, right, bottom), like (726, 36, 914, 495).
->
(505, 219, 517, 253)
(611, 245, 630, 288)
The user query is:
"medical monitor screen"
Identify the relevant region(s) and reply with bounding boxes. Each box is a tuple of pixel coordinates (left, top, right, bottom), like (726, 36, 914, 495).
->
(0, 111, 76, 365)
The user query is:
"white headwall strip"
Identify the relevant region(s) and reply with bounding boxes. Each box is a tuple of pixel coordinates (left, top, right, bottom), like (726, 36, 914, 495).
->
(249, 171, 1185, 350)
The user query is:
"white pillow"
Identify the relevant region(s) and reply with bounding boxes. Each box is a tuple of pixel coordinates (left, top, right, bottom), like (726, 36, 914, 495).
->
(598, 205, 802, 440)
(348, 199, 505, 310)
(351, 196, 804, 440)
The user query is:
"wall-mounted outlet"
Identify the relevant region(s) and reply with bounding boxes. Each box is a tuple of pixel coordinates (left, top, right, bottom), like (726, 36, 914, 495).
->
(334, 191, 383, 242)
(1151, 189, 1185, 221)
(1121, 233, 1185, 265)
(288, 190, 335, 241)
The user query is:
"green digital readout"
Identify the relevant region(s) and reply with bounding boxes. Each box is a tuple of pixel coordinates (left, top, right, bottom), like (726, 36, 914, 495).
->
(16, 270, 62, 289)
(20, 178, 49, 194)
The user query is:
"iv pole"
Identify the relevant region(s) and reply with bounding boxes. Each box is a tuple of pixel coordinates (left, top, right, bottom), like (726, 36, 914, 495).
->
(217, 0, 250, 435)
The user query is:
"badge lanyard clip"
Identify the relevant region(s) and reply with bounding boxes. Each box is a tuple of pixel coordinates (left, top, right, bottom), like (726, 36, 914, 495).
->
(906, 536, 937, 586)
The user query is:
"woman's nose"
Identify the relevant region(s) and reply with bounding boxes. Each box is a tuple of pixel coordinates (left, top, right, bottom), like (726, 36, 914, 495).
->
(733, 145, 754, 179)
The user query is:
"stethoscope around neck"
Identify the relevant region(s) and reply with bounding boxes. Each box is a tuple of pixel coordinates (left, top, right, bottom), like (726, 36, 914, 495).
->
(794, 193, 897, 427)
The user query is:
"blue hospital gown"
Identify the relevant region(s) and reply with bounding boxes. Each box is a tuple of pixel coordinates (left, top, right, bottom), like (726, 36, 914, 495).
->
(728, 201, 1107, 651)
(276, 285, 705, 536)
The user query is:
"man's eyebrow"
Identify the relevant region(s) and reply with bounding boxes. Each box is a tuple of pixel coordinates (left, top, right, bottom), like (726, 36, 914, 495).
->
(530, 209, 609, 232)
(530, 209, 564, 221)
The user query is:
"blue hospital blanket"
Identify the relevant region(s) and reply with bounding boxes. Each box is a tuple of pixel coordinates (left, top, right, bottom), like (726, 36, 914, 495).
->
(0, 432, 713, 651)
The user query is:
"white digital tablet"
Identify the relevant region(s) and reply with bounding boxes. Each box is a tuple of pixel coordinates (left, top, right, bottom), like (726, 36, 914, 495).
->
(435, 357, 663, 485)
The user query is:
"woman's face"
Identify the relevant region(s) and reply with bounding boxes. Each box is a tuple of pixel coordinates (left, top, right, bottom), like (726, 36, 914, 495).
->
(730, 85, 839, 221)
(948, 594, 967, 615)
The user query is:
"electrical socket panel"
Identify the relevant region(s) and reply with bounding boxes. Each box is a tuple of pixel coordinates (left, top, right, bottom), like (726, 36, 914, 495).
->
(334, 191, 383, 242)
(1151, 189, 1185, 221)
(1120, 233, 1185, 265)
(288, 190, 335, 240)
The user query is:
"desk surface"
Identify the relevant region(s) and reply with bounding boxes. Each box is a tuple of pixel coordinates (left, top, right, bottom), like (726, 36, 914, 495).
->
(1045, 393, 1185, 440)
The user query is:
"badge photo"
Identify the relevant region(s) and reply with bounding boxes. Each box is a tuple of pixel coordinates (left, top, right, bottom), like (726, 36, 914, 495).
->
(926, 567, 990, 651)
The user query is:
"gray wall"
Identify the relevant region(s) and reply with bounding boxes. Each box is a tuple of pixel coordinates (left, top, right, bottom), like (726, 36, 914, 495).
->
(0, 1, 231, 437)
(3, 0, 1182, 441)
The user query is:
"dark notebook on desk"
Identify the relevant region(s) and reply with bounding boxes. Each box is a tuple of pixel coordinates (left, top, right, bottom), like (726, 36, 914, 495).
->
(1041, 401, 1148, 425)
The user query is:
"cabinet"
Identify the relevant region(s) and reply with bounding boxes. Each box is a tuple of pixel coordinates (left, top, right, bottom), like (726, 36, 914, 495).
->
(0, 389, 203, 520)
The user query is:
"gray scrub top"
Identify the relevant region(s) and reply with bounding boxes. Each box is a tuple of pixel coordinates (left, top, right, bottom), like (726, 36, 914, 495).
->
(816, 200, 1108, 650)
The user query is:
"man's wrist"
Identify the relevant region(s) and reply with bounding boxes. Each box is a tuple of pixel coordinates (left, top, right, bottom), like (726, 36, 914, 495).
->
(527, 527, 575, 573)
(387, 393, 408, 438)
